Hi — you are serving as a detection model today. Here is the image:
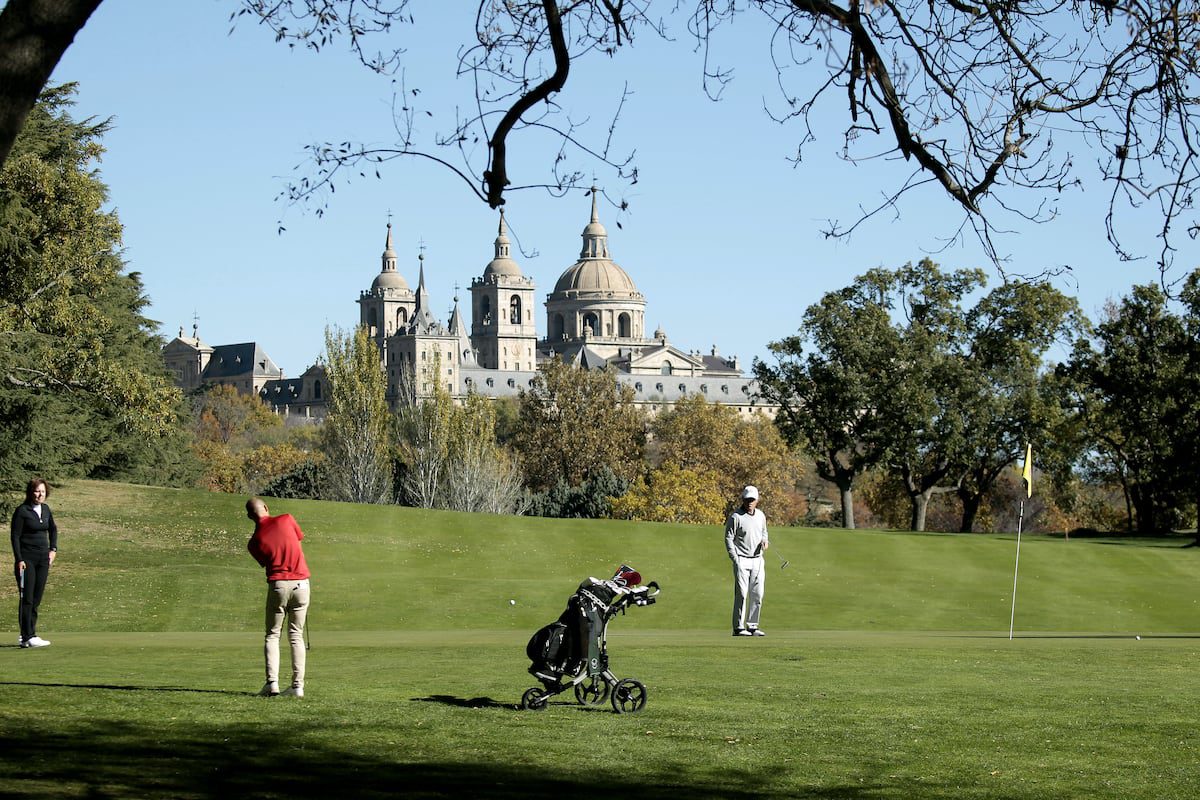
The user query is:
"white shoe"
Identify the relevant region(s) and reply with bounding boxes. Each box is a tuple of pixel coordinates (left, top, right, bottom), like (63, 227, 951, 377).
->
(281, 686, 304, 698)
(25, 636, 50, 647)
(258, 682, 279, 697)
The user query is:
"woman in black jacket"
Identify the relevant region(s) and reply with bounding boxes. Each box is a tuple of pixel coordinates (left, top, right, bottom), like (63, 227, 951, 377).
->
(11, 478, 57, 648)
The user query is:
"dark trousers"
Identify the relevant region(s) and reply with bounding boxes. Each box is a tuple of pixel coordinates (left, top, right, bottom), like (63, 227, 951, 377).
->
(15, 553, 50, 641)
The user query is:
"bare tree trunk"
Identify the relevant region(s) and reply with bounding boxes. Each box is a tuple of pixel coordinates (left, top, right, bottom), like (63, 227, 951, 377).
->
(0, 0, 103, 168)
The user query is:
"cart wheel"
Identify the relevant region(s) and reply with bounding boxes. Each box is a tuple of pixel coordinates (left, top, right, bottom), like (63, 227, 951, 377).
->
(521, 687, 548, 711)
(610, 678, 647, 714)
(574, 676, 610, 706)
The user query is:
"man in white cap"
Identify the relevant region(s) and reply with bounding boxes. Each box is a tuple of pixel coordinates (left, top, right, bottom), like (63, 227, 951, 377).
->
(725, 485, 768, 636)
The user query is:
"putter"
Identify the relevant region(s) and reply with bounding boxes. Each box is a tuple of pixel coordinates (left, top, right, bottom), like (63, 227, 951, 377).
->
(776, 553, 790, 570)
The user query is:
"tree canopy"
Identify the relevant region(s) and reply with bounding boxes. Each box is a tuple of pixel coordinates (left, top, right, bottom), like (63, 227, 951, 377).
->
(0, 83, 182, 489)
(511, 358, 645, 494)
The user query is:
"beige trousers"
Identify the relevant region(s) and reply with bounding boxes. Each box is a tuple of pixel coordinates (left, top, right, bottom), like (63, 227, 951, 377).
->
(264, 578, 309, 688)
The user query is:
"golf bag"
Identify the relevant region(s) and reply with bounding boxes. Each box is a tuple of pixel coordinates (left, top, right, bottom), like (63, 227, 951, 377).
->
(525, 582, 619, 678)
(520, 566, 660, 713)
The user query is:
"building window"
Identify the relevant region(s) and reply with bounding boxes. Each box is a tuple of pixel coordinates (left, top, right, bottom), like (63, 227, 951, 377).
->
(314, 380, 322, 400)
(661, 361, 673, 376)
(619, 313, 631, 338)
(481, 296, 491, 324)
(550, 313, 565, 340)
(510, 295, 522, 324)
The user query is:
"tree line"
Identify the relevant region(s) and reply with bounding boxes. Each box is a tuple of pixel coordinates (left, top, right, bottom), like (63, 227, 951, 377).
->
(3, 86, 1196, 535)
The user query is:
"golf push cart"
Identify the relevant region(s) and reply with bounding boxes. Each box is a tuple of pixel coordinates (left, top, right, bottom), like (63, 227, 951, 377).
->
(522, 565, 660, 713)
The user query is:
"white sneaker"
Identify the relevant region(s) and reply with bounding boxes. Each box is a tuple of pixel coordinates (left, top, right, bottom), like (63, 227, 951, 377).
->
(25, 636, 50, 647)
(281, 686, 304, 698)
(258, 682, 279, 697)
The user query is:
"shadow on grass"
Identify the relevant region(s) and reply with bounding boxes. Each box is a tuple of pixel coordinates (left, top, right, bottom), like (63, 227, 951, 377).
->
(0, 680, 251, 696)
(0, 719, 926, 799)
(411, 694, 516, 710)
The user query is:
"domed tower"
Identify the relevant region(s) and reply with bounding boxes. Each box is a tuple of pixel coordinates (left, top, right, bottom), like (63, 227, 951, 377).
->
(358, 222, 416, 358)
(469, 210, 538, 371)
(544, 189, 646, 358)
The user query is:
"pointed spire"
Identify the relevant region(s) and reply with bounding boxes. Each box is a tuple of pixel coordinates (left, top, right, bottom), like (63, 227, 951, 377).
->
(580, 185, 609, 260)
(381, 221, 398, 273)
(495, 209, 510, 259)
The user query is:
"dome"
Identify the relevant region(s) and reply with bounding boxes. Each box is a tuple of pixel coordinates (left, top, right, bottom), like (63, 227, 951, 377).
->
(480, 211, 523, 280)
(550, 189, 639, 296)
(553, 259, 639, 294)
(371, 270, 410, 291)
(372, 222, 410, 291)
(482, 210, 523, 279)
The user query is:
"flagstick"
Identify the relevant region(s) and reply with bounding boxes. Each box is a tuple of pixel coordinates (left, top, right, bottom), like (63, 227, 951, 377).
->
(1009, 497, 1025, 640)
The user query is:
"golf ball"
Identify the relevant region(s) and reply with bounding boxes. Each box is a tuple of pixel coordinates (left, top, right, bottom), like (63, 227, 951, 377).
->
(509, 599, 516, 605)
(1136, 635, 1141, 640)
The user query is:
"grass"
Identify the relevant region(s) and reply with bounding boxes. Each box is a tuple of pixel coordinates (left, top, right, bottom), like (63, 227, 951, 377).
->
(1, 480, 1198, 798)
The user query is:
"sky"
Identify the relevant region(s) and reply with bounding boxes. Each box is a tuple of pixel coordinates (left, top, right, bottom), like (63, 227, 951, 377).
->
(43, 1, 1196, 377)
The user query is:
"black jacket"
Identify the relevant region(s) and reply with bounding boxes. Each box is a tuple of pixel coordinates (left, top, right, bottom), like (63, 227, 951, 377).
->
(11, 503, 57, 562)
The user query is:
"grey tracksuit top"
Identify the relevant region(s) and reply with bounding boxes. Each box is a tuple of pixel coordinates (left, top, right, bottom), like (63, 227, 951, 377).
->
(725, 508, 768, 560)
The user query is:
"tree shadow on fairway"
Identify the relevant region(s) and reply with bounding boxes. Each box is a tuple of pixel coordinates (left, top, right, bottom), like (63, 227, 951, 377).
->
(0, 680, 252, 696)
(0, 718, 895, 799)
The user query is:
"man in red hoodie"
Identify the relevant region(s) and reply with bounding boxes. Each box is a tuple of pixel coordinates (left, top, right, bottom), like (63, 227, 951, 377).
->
(246, 497, 311, 698)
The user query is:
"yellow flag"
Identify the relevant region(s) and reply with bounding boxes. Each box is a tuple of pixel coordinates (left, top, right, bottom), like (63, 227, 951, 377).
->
(1021, 443, 1033, 498)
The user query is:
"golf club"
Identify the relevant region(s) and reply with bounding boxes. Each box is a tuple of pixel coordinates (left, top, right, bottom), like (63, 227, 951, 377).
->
(775, 552, 790, 570)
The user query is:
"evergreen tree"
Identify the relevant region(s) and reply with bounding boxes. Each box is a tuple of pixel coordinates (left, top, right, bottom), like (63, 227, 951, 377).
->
(0, 84, 184, 488)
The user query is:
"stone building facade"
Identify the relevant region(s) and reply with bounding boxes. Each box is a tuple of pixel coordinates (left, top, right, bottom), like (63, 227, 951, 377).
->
(168, 192, 770, 419)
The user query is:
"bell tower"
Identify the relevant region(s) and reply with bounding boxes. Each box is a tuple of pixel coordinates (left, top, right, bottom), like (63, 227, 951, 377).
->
(470, 211, 538, 371)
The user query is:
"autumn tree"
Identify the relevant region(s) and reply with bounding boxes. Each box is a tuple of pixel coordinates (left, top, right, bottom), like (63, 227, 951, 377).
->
(190, 383, 286, 492)
(320, 325, 393, 504)
(649, 395, 806, 522)
(512, 358, 645, 498)
(610, 462, 725, 525)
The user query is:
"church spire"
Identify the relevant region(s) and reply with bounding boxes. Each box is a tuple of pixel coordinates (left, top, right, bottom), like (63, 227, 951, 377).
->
(381, 221, 398, 274)
(495, 209, 510, 260)
(580, 185, 610, 260)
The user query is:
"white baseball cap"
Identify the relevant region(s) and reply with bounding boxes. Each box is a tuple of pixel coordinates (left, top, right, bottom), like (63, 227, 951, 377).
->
(742, 485, 759, 500)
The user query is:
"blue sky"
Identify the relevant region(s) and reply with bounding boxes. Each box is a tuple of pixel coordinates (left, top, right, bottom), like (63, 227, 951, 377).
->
(46, 1, 1192, 376)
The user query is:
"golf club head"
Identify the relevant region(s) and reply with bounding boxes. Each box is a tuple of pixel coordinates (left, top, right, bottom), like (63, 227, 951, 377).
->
(779, 560, 790, 570)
